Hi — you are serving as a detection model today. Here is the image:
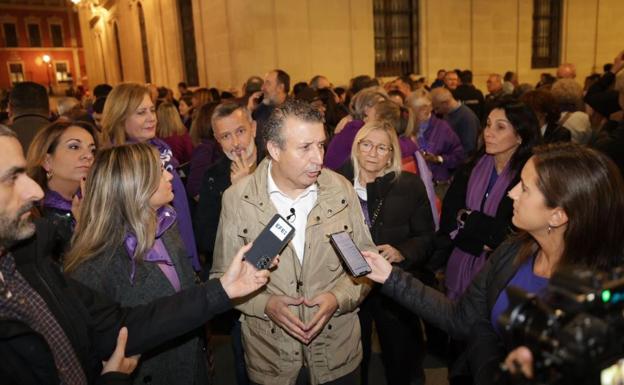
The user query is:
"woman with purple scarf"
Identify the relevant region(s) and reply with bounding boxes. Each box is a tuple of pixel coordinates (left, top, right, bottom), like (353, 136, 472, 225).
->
(101, 83, 201, 272)
(440, 98, 540, 300)
(64, 143, 211, 385)
(26, 121, 97, 261)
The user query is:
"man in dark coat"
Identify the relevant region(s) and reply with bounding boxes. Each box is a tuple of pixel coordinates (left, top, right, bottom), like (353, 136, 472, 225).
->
(8, 82, 50, 152)
(195, 102, 261, 385)
(195, 102, 261, 269)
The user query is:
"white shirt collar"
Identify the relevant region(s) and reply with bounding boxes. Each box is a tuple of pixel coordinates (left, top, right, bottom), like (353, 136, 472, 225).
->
(353, 173, 367, 202)
(267, 160, 318, 202)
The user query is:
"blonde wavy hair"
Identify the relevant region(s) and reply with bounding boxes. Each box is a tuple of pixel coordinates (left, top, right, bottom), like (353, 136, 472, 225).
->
(101, 83, 151, 146)
(157, 102, 186, 138)
(350, 121, 402, 182)
(64, 143, 161, 273)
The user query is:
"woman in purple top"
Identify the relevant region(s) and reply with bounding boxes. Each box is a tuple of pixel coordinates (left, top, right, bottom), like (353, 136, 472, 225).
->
(101, 83, 201, 271)
(324, 87, 388, 170)
(442, 99, 541, 300)
(405, 90, 465, 183)
(360, 142, 624, 381)
(26, 120, 97, 260)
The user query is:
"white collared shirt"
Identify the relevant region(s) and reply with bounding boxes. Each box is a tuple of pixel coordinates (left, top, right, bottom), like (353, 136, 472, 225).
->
(353, 174, 367, 202)
(267, 161, 318, 263)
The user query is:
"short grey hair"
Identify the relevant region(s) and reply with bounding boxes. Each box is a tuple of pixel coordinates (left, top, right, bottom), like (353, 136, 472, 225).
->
(263, 99, 323, 149)
(0, 124, 16, 138)
(211, 101, 252, 128)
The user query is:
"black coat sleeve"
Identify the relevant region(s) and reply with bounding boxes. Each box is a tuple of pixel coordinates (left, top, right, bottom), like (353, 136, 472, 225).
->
(67, 277, 231, 359)
(380, 240, 517, 340)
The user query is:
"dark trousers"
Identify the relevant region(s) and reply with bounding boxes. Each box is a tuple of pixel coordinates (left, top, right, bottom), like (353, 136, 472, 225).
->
(250, 367, 358, 385)
(232, 318, 250, 385)
(359, 291, 426, 385)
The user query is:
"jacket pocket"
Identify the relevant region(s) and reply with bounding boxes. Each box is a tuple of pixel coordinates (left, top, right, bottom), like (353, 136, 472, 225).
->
(316, 312, 361, 371)
(241, 316, 297, 375)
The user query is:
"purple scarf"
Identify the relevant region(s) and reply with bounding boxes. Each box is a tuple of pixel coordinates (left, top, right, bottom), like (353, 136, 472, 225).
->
(124, 206, 181, 291)
(43, 189, 73, 213)
(445, 155, 514, 300)
(122, 137, 201, 271)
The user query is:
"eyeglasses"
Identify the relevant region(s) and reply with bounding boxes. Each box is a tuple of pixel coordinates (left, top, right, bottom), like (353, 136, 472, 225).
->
(358, 140, 392, 156)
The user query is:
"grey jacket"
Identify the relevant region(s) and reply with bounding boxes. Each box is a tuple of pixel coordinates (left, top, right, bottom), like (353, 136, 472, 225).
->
(70, 222, 207, 385)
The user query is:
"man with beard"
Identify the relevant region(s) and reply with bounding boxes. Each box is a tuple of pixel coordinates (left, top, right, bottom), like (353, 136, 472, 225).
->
(210, 100, 376, 385)
(196, 101, 260, 269)
(0, 125, 275, 384)
(250, 69, 290, 156)
(196, 101, 262, 385)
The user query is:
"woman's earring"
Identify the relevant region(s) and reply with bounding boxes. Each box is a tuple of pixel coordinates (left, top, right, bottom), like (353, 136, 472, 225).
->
(547, 225, 552, 234)
(46, 170, 53, 180)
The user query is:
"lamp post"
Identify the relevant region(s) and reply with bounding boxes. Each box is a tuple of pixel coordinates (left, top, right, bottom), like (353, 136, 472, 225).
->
(42, 54, 52, 95)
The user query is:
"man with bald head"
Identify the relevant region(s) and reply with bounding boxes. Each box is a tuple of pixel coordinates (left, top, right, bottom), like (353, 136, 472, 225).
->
(557, 63, 577, 79)
(431, 87, 479, 155)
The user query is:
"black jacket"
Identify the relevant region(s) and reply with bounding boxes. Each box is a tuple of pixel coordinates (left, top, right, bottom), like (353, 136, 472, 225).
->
(381, 239, 522, 379)
(338, 163, 435, 272)
(453, 84, 485, 122)
(543, 123, 572, 144)
(583, 71, 621, 118)
(0, 220, 231, 385)
(382, 239, 520, 340)
(38, 206, 74, 262)
(195, 156, 232, 262)
(593, 120, 624, 179)
(11, 113, 50, 152)
(428, 160, 520, 271)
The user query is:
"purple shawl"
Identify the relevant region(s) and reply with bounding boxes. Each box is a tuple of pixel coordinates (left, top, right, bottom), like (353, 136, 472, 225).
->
(418, 115, 465, 182)
(324, 119, 365, 170)
(445, 155, 514, 300)
(124, 206, 181, 291)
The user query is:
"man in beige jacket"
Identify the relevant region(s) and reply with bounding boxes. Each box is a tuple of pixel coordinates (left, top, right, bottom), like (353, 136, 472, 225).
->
(211, 100, 375, 385)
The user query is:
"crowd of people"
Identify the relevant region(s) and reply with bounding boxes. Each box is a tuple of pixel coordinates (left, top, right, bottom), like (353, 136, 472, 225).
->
(1, 48, 624, 385)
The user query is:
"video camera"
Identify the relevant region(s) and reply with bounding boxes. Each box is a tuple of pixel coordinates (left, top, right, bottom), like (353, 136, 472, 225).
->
(498, 265, 624, 385)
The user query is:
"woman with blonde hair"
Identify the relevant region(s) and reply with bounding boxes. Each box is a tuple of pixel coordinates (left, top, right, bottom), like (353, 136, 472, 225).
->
(26, 120, 97, 259)
(337, 120, 434, 385)
(157, 102, 193, 165)
(65, 143, 207, 384)
(101, 83, 200, 271)
(325, 86, 389, 170)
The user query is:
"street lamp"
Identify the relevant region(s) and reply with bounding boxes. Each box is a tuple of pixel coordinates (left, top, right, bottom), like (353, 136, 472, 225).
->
(42, 54, 52, 95)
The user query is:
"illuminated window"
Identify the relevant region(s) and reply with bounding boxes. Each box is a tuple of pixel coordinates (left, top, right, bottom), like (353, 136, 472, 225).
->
(531, 0, 562, 68)
(373, 0, 419, 77)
